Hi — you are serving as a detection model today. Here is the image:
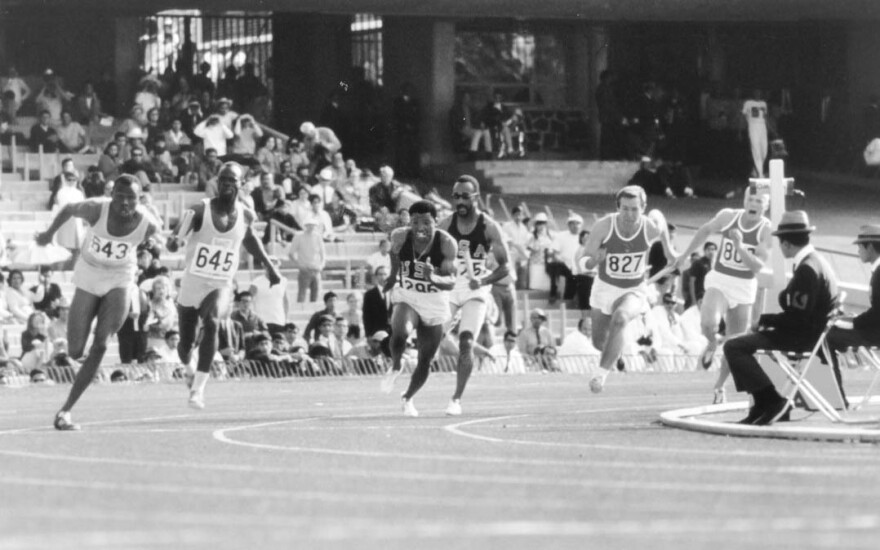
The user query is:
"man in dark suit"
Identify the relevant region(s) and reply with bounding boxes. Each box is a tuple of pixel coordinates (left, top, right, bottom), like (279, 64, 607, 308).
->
(826, 224, 880, 393)
(363, 266, 392, 338)
(724, 211, 840, 425)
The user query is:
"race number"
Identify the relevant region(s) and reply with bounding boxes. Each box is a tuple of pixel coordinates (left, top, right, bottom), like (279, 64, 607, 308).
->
(402, 277, 439, 293)
(189, 243, 237, 280)
(717, 240, 754, 271)
(88, 234, 132, 265)
(605, 252, 646, 280)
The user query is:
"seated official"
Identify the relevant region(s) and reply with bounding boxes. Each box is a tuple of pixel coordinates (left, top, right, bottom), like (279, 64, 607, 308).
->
(825, 224, 880, 402)
(723, 211, 840, 426)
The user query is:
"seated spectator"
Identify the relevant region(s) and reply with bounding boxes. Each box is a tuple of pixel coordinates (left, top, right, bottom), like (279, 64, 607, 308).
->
(194, 114, 233, 157)
(282, 322, 308, 351)
(30, 110, 59, 152)
(368, 164, 400, 216)
(286, 137, 309, 172)
(118, 105, 147, 140)
(342, 292, 363, 337)
(231, 291, 269, 350)
(289, 219, 326, 303)
(145, 276, 177, 350)
(559, 317, 601, 356)
(289, 186, 314, 227)
(647, 292, 707, 356)
(31, 266, 66, 321)
(20, 311, 51, 359)
(347, 330, 390, 374)
(47, 337, 77, 383)
(251, 172, 281, 220)
(153, 329, 180, 363)
(0, 110, 26, 146)
(0, 271, 13, 324)
(299, 121, 341, 171)
(304, 292, 338, 343)
(5, 270, 43, 323)
(488, 330, 526, 374)
(306, 194, 337, 241)
(122, 146, 158, 185)
(256, 135, 282, 176)
(246, 332, 283, 363)
(217, 315, 246, 365)
(230, 113, 263, 157)
(518, 308, 558, 371)
(35, 71, 73, 124)
(148, 136, 175, 182)
(71, 81, 106, 125)
(98, 141, 122, 181)
(330, 317, 352, 358)
(1, 66, 30, 120)
(163, 119, 191, 154)
(197, 148, 223, 193)
(82, 166, 106, 198)
(56, 110, 90, 153)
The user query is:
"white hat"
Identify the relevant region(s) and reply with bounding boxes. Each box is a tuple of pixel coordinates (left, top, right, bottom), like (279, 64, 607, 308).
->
(533, 212, 548, 224)
(370, 330, 389, 342)
(299, 121, 316, 136)
(318, 167, 335, 181)
(567, 213, 583, 224)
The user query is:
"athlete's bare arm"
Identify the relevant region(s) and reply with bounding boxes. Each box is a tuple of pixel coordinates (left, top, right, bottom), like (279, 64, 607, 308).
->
(240, 207, 281, 286)
(731, 220, 772, 275)
(166, 201, 206, 252)
(425, 230, 458, 291)
(674, 208, 737, 269)
(645, 216, 678, 266)
(474, 219, 511, 288)
(383, 228, 408, 294)
(35, 200, 104, 245)
(580, 216, 613, 271)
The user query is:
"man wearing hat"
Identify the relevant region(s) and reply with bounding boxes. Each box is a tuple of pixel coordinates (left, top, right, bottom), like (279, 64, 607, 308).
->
(546, 212, 583, 304)
(824, 223, 880, 398)
(724, 210, 841, 425)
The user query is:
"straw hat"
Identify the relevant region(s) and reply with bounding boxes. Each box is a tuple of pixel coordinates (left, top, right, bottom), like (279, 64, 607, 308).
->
(853, 223, 880, 244)
(771, 210, 815, 235)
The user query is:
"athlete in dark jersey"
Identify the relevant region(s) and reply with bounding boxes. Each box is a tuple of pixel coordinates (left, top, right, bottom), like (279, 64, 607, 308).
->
(438, 175, 510, 416)
(381, 200, 459, 417)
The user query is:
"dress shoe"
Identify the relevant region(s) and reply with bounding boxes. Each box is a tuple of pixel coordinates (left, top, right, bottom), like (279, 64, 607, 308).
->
(738, 405, 764, 425)
(754, 398, 792, 426)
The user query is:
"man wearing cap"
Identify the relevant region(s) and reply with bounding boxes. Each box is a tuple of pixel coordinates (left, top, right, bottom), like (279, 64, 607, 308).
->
(439, 175, 511, 415)
(724, 210, 840, 425)
(547, 212, 584, 304)
(580, 185, 675, 393)
(824, 224, 880, 400)
(674, 184, 772, 403)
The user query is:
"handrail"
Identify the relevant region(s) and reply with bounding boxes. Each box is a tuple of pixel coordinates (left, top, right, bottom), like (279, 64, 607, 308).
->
(258, 122, 290, 145)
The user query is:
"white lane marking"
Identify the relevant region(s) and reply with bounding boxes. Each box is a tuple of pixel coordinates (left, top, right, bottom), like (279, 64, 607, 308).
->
(0, 475, 582, 511)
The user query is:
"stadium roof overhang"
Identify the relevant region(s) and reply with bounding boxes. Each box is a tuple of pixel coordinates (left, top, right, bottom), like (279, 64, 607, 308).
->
(3, 0, 880, 21)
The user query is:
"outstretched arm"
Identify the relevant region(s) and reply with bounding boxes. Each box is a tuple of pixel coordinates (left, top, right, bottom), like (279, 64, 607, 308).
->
(166, 203, 204, 253)
(674, 209, 734, 269)
(36, 201, 102, 246)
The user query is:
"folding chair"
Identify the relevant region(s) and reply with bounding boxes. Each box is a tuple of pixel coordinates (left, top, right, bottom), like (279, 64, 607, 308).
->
(757, 320, 880, 424)
(846, 346, 880, 411)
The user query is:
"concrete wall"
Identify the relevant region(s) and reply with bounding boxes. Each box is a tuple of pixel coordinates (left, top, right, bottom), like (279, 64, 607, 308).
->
(383, 17, 456, 166)
(272, 13, 352, 136)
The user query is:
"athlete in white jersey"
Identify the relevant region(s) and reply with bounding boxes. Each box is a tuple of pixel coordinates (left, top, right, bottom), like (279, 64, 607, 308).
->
(167, 162, 280, 409)
(580, 185, 675, 392)
(380, 200, 458, 416)
(675, 184, 772, 402)
(36, 175, 161, 430)
(437, 175, 510, 416)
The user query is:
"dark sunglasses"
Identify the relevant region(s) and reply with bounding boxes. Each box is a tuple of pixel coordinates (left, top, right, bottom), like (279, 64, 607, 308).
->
(452, 192, 474, 200)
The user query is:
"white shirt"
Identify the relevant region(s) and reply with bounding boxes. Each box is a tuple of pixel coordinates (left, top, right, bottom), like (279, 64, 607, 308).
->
(553, 230, 581, 271)
(559, 330, 600, 356)
(249, 275, 289, 326)
(502, 220, 531, 263)
(366, 251, 391, 275)
(194, 119, 234, 156)
(742, 100, 768, 129)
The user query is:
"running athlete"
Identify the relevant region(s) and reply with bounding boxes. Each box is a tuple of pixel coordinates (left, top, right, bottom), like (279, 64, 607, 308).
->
(438, 175, 510, 415)
(37, 175, 161, 430)
(167, 162, 280, 409)
(674, 185, 771, 403)
(380, 200, 458, 416)
(580, 185, 675, 393)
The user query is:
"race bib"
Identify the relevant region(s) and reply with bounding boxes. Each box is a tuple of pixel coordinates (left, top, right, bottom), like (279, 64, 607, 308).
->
(717, 239, 754, 271)
(605, 252, 646, 280)
(189, 241, 238, 280)
(400, 276, 440, 294)
(87, 234, 133, 265)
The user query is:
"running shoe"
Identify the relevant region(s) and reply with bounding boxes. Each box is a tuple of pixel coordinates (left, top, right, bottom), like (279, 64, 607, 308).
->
(589, 374, 606, 393)
(53, 411, 80, 431)
(402, 396, 419, 417)
(713, 388, 727, 404)
(445, 399, 462, 416)
(380, 368, 400, 394)
(188, 390, 205, 410)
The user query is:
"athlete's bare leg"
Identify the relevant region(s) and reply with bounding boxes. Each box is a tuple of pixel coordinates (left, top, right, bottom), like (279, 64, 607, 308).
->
(590, 293, 644, 392)
(57, 286, 131, 419)
(402, 323, 445, 400)
(712, 302, 752, 395)
(699, 288, 728, 367)
(185, 288, 233, 407)
(382, 303, 418, 394)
